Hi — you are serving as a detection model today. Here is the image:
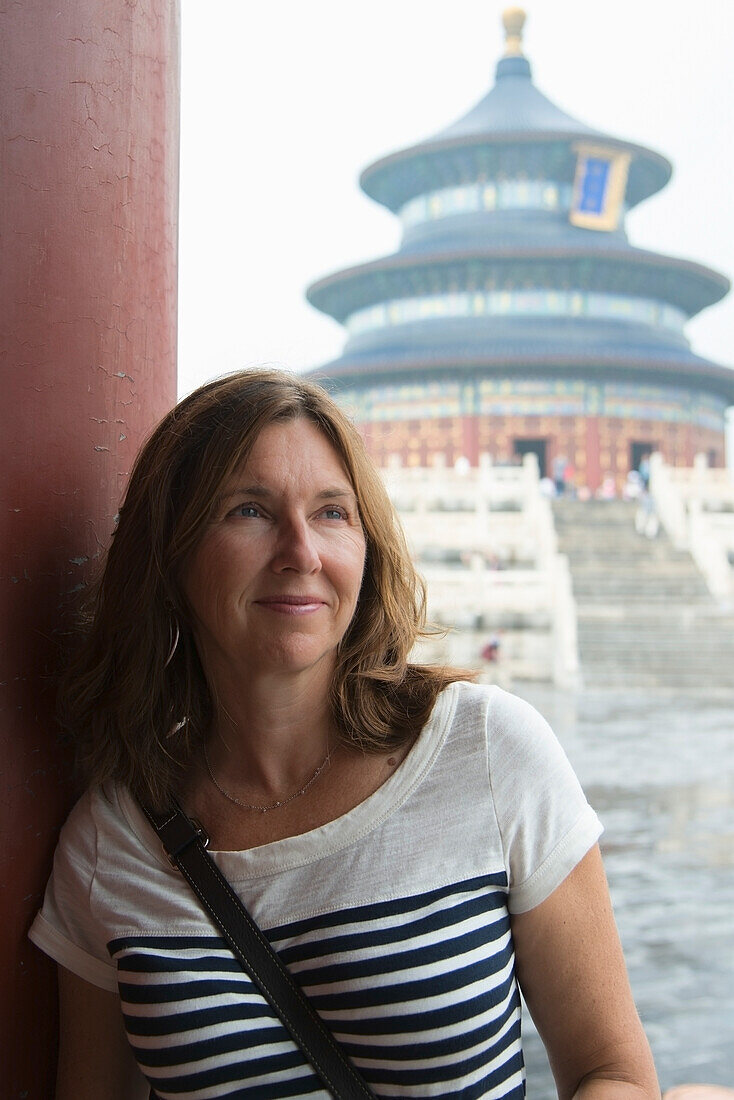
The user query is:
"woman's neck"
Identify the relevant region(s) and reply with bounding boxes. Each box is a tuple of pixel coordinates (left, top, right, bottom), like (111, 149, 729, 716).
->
(203, 665, 337, 799)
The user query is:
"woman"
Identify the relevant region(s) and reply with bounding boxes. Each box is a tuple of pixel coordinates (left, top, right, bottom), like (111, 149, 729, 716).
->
(30, 369, 659, 1099)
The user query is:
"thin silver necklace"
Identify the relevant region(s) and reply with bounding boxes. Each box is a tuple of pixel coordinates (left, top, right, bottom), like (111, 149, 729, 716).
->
(203, 743, 332, 814)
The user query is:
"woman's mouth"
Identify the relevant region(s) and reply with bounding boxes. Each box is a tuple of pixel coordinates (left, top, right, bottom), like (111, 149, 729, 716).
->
(254, 595, 326, 615)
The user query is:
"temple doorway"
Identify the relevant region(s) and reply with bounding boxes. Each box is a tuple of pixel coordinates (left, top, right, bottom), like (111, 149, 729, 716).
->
(513, 438, 548, 477)
(630, 441, 655, 474)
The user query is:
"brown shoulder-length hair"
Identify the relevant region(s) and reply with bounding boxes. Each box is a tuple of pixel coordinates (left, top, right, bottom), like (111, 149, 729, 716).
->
(61, 368, 468, 809)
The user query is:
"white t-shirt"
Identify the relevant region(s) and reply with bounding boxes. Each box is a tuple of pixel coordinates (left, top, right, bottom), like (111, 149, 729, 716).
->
(30, 682, 601, 1099)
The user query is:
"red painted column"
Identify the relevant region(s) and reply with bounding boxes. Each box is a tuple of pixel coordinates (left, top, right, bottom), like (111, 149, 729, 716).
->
(461, 414, 480, 466)
(0, 1, 179, 1092)
(585, 416, 602, 492)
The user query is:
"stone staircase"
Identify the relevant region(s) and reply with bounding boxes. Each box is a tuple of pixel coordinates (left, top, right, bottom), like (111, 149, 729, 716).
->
(552, 498, 734, 691)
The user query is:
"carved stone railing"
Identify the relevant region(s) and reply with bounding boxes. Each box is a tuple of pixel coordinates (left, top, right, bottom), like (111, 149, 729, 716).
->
(649, 453, 734, 600)
(380, 453, 578, 684)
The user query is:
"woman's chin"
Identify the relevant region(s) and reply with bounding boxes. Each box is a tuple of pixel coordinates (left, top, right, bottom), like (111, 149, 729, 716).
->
(238, 640, 338, 683)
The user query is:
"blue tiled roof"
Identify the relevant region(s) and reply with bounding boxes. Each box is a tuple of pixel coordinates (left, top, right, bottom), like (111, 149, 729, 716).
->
(433, 55, 598, 140)
(309, 340, 734, 403)
(341, 316, 693, 362)
(360, 52, 671, 212)
(307, 245, 730, 322)
(305, 29, 731, 408)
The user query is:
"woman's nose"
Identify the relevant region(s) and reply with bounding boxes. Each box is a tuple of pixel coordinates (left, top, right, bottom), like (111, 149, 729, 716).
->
(271, 517, 321, 573)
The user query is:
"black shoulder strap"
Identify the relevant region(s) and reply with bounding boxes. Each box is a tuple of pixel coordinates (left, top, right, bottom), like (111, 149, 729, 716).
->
(138, 800, 376, 1100)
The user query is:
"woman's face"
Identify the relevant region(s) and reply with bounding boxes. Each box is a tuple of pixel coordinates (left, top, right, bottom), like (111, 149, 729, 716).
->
(182, 417, 367, 691)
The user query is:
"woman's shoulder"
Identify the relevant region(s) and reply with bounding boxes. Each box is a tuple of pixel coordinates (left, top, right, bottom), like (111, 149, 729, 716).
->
(437, 680, 573, 777)
(63, 781, 127, 823)
(439, 679, 548, 734)
(55, 782, 144, 865)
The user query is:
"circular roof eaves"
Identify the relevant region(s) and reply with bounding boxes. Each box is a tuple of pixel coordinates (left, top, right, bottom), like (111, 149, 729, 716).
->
(307, 248, 730, 321)
(308, 355, 734, 403)
(360, 132, 672, 211)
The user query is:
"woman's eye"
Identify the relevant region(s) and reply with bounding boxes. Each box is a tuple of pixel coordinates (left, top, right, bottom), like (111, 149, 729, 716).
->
(230, 503, 261, 518)
(322, 506, 347, 520)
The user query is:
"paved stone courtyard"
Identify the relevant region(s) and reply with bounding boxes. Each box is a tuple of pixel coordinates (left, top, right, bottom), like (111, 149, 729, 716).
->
(516, 685, 734, 1096)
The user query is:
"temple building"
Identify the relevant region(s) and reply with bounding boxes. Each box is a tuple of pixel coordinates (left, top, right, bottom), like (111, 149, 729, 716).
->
(307, 9, 732, 490)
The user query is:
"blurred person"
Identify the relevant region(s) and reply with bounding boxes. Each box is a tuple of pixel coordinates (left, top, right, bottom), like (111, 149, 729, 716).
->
(553, 453, 568, 496)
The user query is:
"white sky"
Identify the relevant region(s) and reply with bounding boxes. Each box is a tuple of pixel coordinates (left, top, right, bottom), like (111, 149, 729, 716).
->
(177, 0, 734, 453)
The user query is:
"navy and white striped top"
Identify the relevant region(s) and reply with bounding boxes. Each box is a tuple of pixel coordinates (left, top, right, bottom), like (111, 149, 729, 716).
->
(30, 683, 602, 1097)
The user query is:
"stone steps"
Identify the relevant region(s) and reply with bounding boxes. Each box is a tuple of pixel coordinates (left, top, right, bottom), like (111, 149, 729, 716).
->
(579, 672, 733, 686)
(578, 629, 732, 638)
(577, 639, 733, 651)
(572, 587, 710, 599)
(552, 498, 734, 690)
(563, 550, 706, 562)
(578, 652, 733, 668)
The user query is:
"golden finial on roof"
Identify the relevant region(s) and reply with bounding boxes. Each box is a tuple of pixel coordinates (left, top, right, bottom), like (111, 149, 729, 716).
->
(502, 7, 526, 57)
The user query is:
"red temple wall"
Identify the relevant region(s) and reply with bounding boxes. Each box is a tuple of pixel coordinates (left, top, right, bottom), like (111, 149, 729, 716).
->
(359, 413, 725, 490)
